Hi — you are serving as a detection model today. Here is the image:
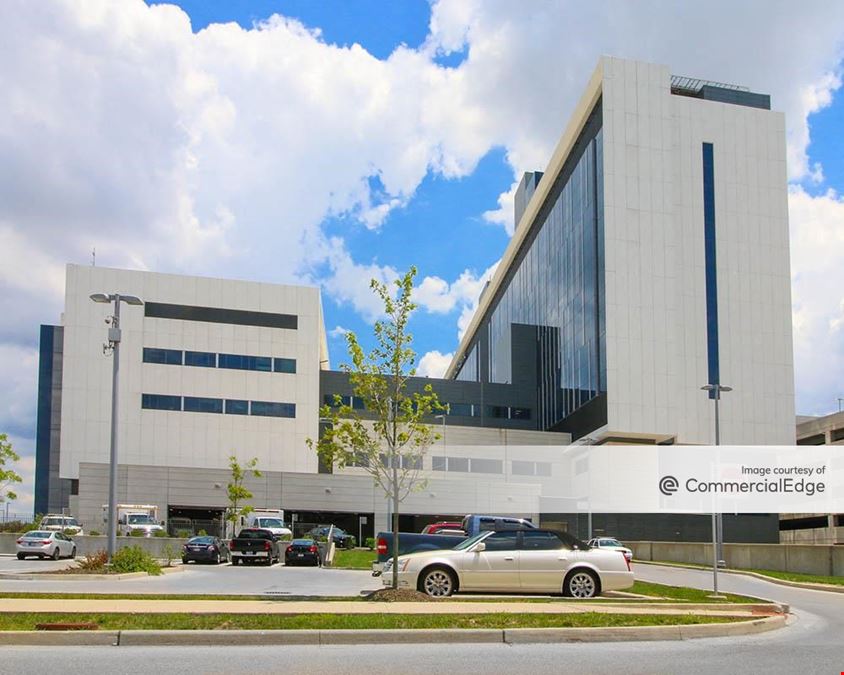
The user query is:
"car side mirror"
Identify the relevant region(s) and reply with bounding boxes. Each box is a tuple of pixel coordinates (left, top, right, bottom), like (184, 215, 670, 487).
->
(474, 542, 486, 553)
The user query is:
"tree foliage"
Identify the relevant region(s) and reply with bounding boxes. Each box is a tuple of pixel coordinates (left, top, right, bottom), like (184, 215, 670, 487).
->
(0, 434, 22, 504)
(308, 266, 442, 586)
(226, 455, 261, 524)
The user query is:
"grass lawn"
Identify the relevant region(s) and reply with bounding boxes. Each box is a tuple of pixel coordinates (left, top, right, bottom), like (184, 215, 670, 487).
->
(743, 569, 844, 586)
(626, 581, 760, 604)
(0, 612, 743, 631)
(647, 561, 843, 587)
(332, 549, 376, 569)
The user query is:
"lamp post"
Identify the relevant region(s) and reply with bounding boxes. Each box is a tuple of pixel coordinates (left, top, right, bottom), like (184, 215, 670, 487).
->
(701, 383, 732, 596)
(90, 292, 143, 563)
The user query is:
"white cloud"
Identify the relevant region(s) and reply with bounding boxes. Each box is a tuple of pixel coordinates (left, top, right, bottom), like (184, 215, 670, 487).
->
(329, 325, 351, 339)
(417, 350, 453, 378)
(789, 186, 844, 415)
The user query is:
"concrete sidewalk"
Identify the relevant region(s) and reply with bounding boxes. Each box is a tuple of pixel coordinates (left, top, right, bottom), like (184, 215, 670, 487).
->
(0, 598, 781, 617)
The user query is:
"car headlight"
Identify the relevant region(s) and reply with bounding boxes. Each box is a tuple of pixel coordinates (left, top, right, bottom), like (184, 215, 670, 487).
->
(397, 558, 410, 572)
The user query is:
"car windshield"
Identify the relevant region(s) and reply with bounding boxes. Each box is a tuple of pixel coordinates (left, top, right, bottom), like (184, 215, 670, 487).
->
(257, 518, 283, 528)
(188, 536, 214, 544)
(452, 532, 489, 550)
(24, 531, 52, 538)
(602, 539, 623, 547)
(127, 515, 156, 525)
(41, 518, 63, 526)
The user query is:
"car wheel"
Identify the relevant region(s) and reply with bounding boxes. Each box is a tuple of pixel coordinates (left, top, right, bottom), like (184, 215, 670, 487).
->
(16, 553, 25, 560)
(419, 566, 456, 597)
(51, 548, 60, 561)
(70, 547, 77, 559)
(564, 569, 599, 598)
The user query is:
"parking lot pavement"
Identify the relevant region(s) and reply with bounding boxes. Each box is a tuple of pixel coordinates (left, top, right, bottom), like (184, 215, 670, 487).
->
(0, 555, 76, 574)
(0, 559, 382, 596)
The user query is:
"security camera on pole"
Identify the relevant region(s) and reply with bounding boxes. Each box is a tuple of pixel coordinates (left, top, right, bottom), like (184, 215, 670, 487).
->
(90, 292, 143, 564)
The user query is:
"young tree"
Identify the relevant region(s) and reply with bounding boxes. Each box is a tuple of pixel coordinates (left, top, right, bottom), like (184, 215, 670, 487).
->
(308, 266, 442, 589)
(0, 434, 22, 504)
(226, 455, 261, 533)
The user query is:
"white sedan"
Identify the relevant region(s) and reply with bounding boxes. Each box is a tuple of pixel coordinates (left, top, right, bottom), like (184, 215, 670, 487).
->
(16, 531, 77, 560)
(587, 537, 634, 563)
(383, 529, 633, 598)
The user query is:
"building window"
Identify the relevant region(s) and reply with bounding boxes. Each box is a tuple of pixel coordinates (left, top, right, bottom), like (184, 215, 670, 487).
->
(447, 457, 469, 473)
(218, 354, 272, 372)
(184, 351, 216, 368)
(432, 456, 446, 471)
(470, 458, 503, 474)
(273, 357, 296, 373)
(488, 406, 509, 419)
(324, 394, 352, 408)
(250, 401, 295, 418)
(511, 460, 535, 476)
(143, 348, 183, 365)
(225, 399, 249, 415)
(446, 403, 473, 417)
(535, 462, 552, 477)
(183, 396, 223, 414)
(142, 394, 182, 411)
(510, 407, 532, 420)
(144, 302, 297, 330)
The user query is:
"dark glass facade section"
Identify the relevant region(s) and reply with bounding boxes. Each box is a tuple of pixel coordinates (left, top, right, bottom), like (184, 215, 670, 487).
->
(454, 343, 478, 382)
(454, 101, 605, 436)
(446, 402, 473, 417)
(145, 302, 297, 330)
(273, 357, 296, 373)
(184, 351, 216, 368)
(183, 396, 223, 414)
(142, 394, 182, 411)
(251, 401, 296, 418)
(218, 353, 272, 372)
(702, 143, 720, 398)
(225, 399, 249, 415)
(143, 348, 183, 365)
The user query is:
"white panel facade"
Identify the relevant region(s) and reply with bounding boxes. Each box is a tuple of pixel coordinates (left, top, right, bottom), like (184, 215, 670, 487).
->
(59, 265, 324, 479)
(600, 56, 794, 444)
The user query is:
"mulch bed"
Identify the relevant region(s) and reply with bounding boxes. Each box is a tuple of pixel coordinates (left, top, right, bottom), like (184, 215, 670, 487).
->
(364, 588, 439, 602)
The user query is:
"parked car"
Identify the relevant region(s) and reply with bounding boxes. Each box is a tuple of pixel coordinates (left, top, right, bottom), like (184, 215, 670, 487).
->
(16, 531, 77, 560)
(181, 535, 230, 564)
(382, 529, 633, 598)
(308, 526, 356, 549)
(229, 528, 279, 566)
(374, 514, 537, 574)
(39, 514, 85, 536)
(587, 537, 633, 563)
(421, 521, 464, 535)
(285, 538, 322, 566)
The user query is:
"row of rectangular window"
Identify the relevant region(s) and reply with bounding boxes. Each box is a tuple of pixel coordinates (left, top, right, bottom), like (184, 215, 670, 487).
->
(141, 394, 295, 418)
(321, 394, 530, 420)
(143, 348, 296, 374)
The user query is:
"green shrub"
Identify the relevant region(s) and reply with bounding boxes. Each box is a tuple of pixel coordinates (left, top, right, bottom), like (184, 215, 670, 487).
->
(365, 537, 375, 550)
(129, 529, 145, 537)
(346, 536, 357, 549)
(175, 529, 192, 538)
(110, 546, 161, 575)
(88, 530, 101, 536)
(162, 543, 178, 567)
(153, 529, 168, 537)
(197, 529, 207, 536)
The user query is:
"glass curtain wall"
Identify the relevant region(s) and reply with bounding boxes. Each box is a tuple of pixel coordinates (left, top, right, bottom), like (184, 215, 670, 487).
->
(456, 103, 605, 430)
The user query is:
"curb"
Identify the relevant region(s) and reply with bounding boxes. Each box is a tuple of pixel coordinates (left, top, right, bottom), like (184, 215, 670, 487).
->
(636, 561, 844, 595)
(0, 566, 185, 582)
(0, 615, 786, 646)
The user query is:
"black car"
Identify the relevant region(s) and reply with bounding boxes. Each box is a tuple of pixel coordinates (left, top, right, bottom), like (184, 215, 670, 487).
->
(285, 538, 322, 566)
(181, 536, 230, 564)
(307, 526, 356, 549)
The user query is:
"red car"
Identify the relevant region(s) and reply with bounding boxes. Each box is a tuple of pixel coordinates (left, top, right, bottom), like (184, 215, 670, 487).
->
(421, 521, 465, 535)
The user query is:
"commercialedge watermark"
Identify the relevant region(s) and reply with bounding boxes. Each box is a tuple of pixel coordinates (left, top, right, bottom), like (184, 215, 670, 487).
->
(661, 469, 827, 498)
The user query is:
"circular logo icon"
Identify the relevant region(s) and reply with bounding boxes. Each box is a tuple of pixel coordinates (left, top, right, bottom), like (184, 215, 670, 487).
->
(659, 475, 679, 496)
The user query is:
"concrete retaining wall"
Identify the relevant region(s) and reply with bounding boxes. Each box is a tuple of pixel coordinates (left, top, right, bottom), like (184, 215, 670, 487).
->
(629, 540, 844, 577)
(0, 533, 188, 558)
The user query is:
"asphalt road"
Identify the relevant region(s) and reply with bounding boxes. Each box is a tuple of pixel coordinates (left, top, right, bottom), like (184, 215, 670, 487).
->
(0, 555, 381, 596)
(0, 564, 841, 674)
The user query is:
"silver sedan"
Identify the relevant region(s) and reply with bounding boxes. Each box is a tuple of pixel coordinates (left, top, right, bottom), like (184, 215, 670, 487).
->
(16, 531, 77, 560)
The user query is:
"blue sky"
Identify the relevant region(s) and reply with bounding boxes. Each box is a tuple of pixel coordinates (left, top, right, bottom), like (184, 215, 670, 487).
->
(2, 1, 844, 515)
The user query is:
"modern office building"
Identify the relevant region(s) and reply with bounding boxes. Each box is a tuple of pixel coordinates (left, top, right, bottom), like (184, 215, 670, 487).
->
(448, 56, 795, 446)
(35, 56, 794, 543)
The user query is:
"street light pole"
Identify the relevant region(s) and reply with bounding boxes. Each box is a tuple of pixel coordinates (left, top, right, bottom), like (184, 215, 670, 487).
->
(91, 292, 143, 563)
(701, 383, 732, 597)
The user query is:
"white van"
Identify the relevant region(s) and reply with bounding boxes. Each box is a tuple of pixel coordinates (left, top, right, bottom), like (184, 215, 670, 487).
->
(40, 514, 84, 536)
(241, 510, 292, 539)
